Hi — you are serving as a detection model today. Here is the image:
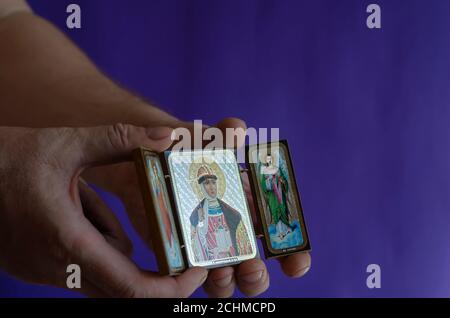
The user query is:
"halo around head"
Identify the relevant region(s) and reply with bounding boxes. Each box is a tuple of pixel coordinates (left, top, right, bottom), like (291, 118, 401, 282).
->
(189, 156, 226, 201)
(258, 146, 280, 167)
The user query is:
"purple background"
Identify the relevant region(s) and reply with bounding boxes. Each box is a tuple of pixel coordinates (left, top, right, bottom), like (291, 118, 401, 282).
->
(1, 0, 450, 297)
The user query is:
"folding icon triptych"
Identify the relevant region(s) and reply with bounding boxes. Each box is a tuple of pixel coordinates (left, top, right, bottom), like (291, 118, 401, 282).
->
(133, 140, 310, 275)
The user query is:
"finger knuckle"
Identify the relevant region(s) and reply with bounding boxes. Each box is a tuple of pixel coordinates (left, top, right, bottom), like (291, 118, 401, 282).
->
(106, 123, 134, 151)
(115, 283, 140, 298)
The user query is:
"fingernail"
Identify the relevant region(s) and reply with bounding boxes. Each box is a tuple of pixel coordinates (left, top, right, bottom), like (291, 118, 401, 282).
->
(146, 126, 173, 140)
(240, 270, 264, 284)
(213, 275, 233, 288)
(199, 272, 208, 286)
(293, 266, 310, 278)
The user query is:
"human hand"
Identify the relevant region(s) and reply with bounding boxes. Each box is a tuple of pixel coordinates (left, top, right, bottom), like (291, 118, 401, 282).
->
(83, 118, 311, 298)
(0, 124, 208, 297)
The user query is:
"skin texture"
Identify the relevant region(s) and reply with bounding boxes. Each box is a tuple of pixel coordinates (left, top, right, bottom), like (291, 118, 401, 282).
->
(0, 124, 209, 297)
(0, 1, 311, 297)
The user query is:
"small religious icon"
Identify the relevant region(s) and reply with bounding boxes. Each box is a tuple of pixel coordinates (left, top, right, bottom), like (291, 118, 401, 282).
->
(134, 141, 310, 274)
(134, 149, 185, 275)
(247, 141, 310, 257)
(167, 149, 257, 268)
(189, 164, 253, 262)
(147, 156, 184, 270)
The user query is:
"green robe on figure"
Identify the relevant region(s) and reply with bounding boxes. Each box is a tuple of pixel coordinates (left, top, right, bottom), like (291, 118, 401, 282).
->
(260, 166, 291, 228)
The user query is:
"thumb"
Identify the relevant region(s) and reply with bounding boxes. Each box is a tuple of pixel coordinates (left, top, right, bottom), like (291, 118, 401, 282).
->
(73, 123, 173, 167)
